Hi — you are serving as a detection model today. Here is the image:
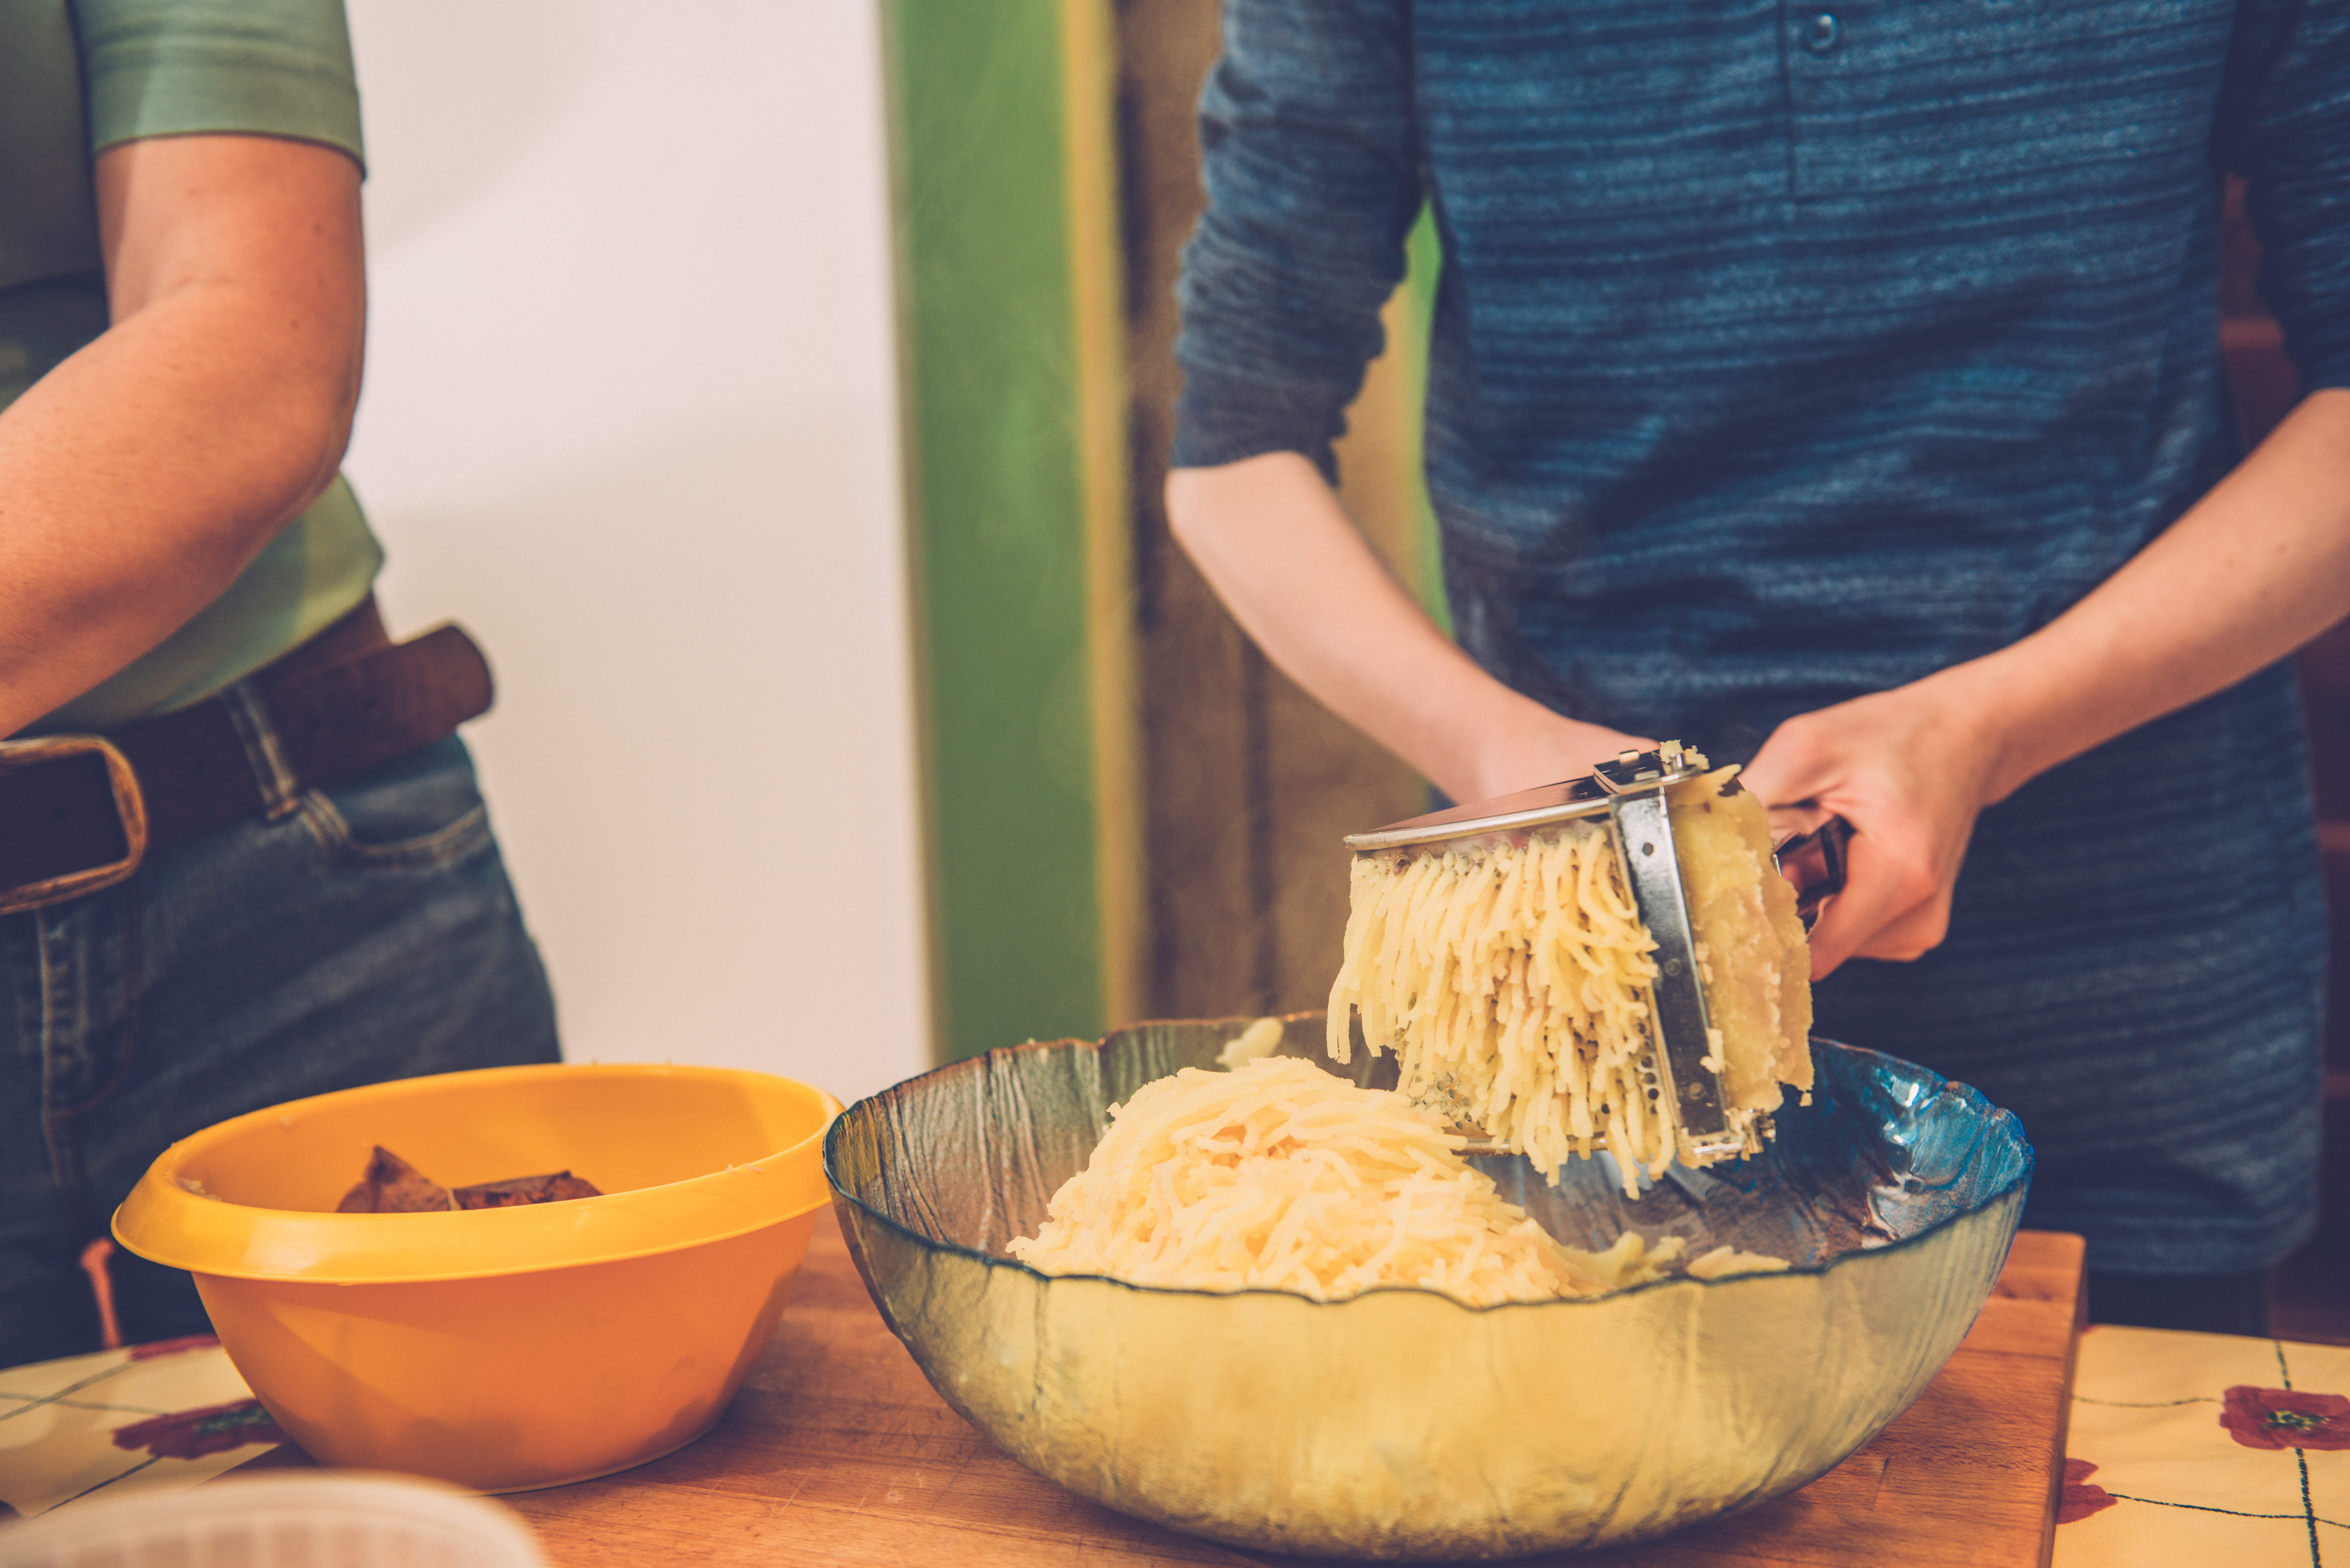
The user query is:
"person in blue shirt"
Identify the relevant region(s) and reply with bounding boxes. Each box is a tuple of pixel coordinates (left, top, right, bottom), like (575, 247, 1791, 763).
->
(1166, 0, 2350, 1333)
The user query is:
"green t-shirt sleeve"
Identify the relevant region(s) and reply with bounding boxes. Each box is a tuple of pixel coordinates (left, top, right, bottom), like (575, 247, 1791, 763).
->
(74, 0, 364, 166)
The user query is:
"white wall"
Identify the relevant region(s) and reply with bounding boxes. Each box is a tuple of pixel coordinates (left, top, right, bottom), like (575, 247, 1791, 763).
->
(341, 0, 931, 1105)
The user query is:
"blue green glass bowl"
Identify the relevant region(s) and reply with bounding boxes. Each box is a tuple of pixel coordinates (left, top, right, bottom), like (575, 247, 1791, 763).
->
(825, 1016, 2031, 1559)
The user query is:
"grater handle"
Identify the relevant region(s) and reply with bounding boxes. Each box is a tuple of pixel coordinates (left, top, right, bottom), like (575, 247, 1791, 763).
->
(1773, 815, 1853, 929)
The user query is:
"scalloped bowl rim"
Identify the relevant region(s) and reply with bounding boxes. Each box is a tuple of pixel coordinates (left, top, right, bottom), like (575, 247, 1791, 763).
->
(822, 1028, 2033, 1315)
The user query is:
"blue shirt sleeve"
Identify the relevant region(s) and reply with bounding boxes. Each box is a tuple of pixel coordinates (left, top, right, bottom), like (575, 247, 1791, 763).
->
(2219, 0, 2350, 396)
(1170, 0, 1421, 482)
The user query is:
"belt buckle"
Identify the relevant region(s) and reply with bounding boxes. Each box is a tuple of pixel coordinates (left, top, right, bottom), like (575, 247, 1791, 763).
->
(0, 735, 149, 916)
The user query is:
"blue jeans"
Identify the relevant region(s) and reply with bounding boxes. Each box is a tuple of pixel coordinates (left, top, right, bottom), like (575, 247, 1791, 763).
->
(0, 733, 559, 1368)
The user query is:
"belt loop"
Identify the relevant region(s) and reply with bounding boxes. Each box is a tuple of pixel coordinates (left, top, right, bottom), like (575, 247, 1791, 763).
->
(218, 681, 303, 821)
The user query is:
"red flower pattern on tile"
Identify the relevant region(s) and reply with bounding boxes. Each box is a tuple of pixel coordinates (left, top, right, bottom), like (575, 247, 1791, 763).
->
(2058, 1457, 2117, 1523)
(126, 1334, 221, 1361)
(110, 1399, 286, 1460)
(2218, 1385, 2350, 1451)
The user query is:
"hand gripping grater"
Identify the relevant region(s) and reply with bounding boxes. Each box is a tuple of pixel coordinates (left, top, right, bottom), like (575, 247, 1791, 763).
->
(1340, 743, 1849, 1167)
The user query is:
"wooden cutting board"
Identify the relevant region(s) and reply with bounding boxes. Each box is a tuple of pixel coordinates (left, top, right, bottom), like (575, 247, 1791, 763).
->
(493, 1218, 2084, 1568)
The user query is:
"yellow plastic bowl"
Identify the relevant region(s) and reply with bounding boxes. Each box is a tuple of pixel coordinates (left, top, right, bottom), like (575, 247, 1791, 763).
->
(114, 1063, 840, 1493)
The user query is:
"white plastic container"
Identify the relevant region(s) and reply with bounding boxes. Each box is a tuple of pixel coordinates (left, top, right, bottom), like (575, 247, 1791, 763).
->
(0, 1473, 547, 1567)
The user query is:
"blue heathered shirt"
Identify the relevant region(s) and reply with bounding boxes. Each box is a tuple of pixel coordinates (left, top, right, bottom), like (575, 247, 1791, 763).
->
(1171, 0, 2350, 1274)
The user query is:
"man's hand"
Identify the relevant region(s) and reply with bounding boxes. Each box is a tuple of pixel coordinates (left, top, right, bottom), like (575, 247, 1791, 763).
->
(1744, 388, 2350, 979)
(1741, 675, 2008, 979)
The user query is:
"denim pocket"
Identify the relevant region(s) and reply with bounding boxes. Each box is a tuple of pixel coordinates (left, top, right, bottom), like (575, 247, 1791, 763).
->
(299, 735, 494, 871)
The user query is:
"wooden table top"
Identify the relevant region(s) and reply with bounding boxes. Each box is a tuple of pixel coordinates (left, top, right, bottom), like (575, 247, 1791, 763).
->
(490, 1216, 2085, 1568)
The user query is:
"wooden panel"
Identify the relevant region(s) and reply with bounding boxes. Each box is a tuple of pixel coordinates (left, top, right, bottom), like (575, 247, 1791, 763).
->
(1262, 271, 1442, 1008)
(1115, 0, 1254, 1019)
(1064, 0, 1147, 1032)
(495, 1218, 2081, 1568)
(1115, 0, 1435, 1020)
(1262, 664, 1424, 1011)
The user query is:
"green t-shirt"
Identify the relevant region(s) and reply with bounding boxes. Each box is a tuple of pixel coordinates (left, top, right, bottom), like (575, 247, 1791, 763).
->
(2, 0, 383, 734)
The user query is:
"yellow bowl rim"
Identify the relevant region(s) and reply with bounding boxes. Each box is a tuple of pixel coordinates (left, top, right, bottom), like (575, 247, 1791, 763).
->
(114, 1062, 842, 1285)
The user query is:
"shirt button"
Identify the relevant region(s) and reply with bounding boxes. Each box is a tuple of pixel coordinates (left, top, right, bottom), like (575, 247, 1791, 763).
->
(1805, 11, 1841, 51)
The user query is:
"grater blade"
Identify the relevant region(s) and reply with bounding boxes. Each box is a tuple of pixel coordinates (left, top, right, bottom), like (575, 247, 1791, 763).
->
(1341, 743, 1841, 1168)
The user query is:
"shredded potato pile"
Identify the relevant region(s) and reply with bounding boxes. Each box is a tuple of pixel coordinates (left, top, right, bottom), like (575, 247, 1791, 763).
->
(1009, 1056, 1704, 1306)
(1329, 818, 1674, 1185)
(1328, 767, 1812, 1191)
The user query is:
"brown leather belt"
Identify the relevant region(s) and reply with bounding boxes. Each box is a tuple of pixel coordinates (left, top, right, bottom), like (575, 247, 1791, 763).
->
(0, 599, 493, 916)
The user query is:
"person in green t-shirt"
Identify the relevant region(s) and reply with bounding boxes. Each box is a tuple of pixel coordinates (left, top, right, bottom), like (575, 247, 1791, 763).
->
(0, 0, 559, 1367)
(1, 0, 388, 731)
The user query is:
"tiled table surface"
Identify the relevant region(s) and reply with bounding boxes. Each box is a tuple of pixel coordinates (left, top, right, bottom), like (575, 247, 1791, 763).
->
(2057, 1324, 2346, 1566)
(3, 1323, 2343, 1563)
(0, 1335, 282, 1521)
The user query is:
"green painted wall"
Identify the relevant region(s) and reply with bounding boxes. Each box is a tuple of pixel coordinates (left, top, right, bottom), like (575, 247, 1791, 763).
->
(883, 1, 1107, 1061)
(1401, 205, 1450, 633)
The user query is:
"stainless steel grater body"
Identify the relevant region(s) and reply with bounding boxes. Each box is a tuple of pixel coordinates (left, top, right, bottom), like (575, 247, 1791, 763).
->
(1341, 743, 1764, 1167)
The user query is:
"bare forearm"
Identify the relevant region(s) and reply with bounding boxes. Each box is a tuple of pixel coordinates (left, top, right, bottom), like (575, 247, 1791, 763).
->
(1167, 452, 1639, 800)
(1167, 455, 1504, 776)
(1941, 387, 2350, 799)
(0, 294, 353, 733)
(0, 136, 363, 737)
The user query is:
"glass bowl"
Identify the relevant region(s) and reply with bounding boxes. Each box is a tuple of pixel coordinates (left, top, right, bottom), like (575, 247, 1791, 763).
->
(825, 1015, 2029, 1559)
